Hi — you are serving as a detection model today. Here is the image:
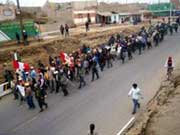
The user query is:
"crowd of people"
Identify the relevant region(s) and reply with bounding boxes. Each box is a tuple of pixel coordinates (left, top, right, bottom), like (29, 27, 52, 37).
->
(4, 18, 179, 113)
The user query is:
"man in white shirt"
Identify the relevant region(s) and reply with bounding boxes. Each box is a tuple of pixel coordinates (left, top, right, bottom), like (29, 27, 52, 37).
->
(128, 83, 143, 115)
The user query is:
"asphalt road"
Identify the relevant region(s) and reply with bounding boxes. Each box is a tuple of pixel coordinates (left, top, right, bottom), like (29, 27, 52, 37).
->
(1, 32, 180, 135)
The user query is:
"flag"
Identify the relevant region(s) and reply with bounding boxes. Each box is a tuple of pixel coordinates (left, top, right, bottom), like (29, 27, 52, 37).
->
(13, 52, 21, 61)
(17, 85, 25, 97)
(12, 61, 30, 71)
(60, 52, 74, 67)
(12, 60, 19, 69)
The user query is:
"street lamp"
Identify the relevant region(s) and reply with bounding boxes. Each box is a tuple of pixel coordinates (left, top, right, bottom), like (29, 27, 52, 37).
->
(16, 0, 24, 45)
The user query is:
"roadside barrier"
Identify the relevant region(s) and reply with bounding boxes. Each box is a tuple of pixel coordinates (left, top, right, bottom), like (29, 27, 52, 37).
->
(0, 82, 12, 98)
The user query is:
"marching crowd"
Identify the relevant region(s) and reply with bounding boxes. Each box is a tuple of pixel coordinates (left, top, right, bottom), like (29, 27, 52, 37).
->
(3, 18, 179, 113)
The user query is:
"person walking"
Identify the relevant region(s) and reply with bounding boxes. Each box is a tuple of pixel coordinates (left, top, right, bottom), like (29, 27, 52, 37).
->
(35, 84, 48, 112)
(128, 83, 143, 115)
(60, 71, 69, 96)
(106, 51, 113, 68)
(38, 74, 47, 97)
(22, 29, 28, 45)
(60, 25, 65, 36)
(65, 24, 69, 37)
(78, 64, 86, 89)
(25, 83, 36, 109)
(91, 60, 99, 82)
(30, 66, 37, 89)
(54, 69, 60, 93)
(165, 56, 175, 80)
(15, 32, 20, 44)
(85, 21, 89, 32)
(88, 123, 98, 135)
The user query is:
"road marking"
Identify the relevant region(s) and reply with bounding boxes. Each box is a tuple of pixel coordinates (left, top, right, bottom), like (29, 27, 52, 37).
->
(12, 116, 37, 132)
(116, 117, 135, 135)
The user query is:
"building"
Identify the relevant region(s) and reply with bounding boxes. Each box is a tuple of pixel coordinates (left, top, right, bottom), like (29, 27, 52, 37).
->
(147, 3, 176, 17)
(72, 0, 97, 10)
(21, 7, 42, 16)
(96, 11, 143, 24)
(73, 10, 96, 25)
(0, 4, 16, 22)
(96, 3, 146, 24)
(42, 0, 97, 18)
(171, 0, 180, 9)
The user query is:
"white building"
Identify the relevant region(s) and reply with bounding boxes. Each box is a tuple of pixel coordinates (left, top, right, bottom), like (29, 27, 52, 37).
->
(73, 10, 96, 25)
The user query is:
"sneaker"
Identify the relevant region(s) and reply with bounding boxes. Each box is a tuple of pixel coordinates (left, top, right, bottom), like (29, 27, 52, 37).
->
(132, 112, 136, 115)
(45, 104, 48, 109)
(39, 109, 44, 112)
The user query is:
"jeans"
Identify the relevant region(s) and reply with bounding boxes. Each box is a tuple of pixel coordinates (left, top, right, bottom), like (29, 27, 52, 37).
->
(92, 69, 99, 81)
(50, 80, 55, 93)
(132, 99, 140, 114)
(37, 97, 48, 110)
(27, 96, 35, 109)
(79, 76, 86, 89)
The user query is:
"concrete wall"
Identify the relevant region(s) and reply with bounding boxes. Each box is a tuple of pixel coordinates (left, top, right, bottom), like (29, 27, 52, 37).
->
(72, 0, 97, 10)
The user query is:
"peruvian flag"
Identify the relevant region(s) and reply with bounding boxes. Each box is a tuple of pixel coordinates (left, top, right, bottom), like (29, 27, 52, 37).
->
(60, 52, 74, 67)
(12, 51, 30, 71)
(12, 61, 30, 71)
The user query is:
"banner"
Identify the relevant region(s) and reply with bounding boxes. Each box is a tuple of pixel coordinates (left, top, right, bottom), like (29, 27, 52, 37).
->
(17, 85, 25, 97)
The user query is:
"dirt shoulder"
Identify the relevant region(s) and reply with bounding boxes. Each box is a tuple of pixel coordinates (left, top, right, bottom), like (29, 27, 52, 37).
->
(125, 66, 180, 135)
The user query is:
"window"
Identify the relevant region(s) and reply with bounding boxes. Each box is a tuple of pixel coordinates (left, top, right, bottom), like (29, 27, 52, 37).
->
(3, 8, 13, 16)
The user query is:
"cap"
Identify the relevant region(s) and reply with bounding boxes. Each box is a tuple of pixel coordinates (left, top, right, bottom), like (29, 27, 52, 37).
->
(24, 82, 30, 87)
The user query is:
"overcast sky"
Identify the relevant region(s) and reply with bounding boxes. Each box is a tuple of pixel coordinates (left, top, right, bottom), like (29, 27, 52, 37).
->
(0, 0, 169, 7)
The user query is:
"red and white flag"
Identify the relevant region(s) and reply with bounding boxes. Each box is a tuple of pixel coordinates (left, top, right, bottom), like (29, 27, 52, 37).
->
(12, 61, 30, 71)
(60, 52, 74, 67)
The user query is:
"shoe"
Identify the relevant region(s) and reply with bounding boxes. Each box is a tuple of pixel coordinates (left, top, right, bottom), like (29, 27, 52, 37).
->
(39, 109, 44, 112)
(45, 104, 48, 109)
(132, 112, 136, 115)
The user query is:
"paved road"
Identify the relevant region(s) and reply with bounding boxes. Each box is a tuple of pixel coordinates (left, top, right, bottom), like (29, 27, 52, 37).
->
(1, 32, 180, 135)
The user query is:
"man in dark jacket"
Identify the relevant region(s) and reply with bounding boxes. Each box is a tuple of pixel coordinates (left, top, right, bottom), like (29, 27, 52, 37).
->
(91, 60, 99, 81)
(35, 84, 48, 112)
(15, 32, 20, 44)
(60, 25, 65, 36)
(60, 71, 69, 96)
(78, 65, 86, 89)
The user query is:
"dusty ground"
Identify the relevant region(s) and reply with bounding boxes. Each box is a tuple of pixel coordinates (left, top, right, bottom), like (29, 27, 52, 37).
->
(0, 24, 145, 83)
(125, 65, 180, 135)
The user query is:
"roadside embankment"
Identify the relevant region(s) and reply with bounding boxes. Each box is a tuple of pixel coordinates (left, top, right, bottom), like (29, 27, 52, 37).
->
(125, 66, 180, 135)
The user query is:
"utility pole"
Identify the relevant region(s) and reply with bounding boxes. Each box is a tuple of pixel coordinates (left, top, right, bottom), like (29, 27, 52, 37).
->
(16, 0, 24, 45)
(170, 0, 172, 19)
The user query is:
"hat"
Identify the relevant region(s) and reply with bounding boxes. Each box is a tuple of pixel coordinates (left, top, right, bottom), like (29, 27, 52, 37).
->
(24, 82, 30, 87)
